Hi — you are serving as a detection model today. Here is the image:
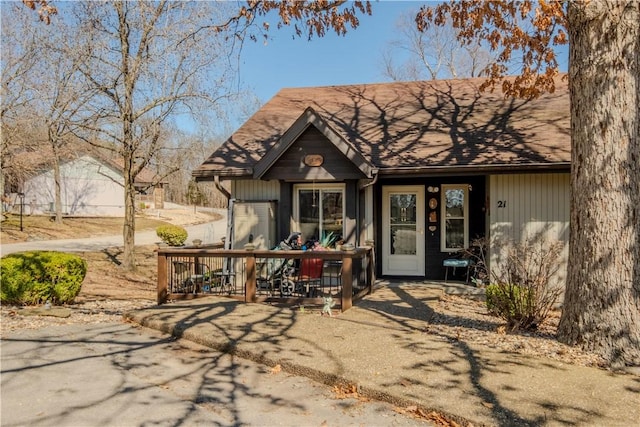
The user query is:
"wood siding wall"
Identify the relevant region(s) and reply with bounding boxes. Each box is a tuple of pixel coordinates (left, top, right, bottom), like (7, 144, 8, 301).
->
(231, 180, 280, 200)
(489, 173, 570, 287)
(262, 127, 365, 181)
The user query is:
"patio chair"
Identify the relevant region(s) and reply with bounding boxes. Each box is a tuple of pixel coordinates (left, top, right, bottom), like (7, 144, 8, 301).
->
(298, 257, 324, 297)
(172, 260, 211, 294)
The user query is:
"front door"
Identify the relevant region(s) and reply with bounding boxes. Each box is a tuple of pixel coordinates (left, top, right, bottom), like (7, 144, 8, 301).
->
(382, 186, 425, 276)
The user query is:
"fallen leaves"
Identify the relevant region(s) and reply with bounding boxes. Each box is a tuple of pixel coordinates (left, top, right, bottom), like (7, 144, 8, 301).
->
(332, 383, 361, 400)
(481, 401, 494, 409)
(396, 405, 465, 427)
(269, 364, 281, 375)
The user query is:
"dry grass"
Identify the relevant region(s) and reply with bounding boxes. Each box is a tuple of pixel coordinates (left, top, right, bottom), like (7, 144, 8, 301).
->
(1, 207, 221, 301)
(78, 244, 158, 302)
(1, 243, 159, 333)
(0, 214, 170, 244)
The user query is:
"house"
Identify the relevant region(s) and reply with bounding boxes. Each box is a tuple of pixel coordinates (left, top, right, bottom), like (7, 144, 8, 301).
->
(19, 154, 165, 217)
(193, 76, 570, 283)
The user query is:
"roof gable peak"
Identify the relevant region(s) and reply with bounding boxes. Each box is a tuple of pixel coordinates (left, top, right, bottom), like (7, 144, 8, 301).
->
(253, 106, 375, 179)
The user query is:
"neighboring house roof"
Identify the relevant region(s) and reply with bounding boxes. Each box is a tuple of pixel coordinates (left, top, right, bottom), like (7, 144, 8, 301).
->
(105, 157, 165, 186)
(193, 75, 570, 180)
(8, 148, 163, 187)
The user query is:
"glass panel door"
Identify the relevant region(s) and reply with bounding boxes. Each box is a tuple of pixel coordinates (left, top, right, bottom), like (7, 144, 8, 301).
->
(299, 189, 320, 240)
(390, 194, 417, 255)
(322, 190, 343, 237)
(382, 186, 425, 276)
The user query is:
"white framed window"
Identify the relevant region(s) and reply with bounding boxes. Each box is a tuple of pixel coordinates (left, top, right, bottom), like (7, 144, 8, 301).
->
(441, 184, 469, 252)
(293, 183, 345, 243)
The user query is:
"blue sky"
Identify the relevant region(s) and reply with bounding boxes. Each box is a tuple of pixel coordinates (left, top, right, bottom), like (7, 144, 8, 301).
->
(238, 1, 425, 103)
(237, 0, 569, 101)
(221, 1, 569, 135)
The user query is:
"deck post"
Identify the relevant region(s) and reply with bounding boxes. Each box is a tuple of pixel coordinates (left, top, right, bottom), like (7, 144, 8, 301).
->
(341, 253, 353, 311)
(244, 243, 256, 302)
(365, 245, 374, 294)
(157, 250, 168, 304)
(365, 240, 375, 293)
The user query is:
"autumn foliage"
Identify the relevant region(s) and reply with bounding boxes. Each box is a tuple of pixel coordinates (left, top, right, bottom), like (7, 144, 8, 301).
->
(237, 0, 371, 40)
(21, 0, 56, 24)
(416, 0, 567, 98)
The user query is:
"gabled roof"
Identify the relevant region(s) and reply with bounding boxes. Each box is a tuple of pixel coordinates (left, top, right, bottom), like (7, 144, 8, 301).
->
(193, 75, 570, 180)
(253, 107, 376, 179)
(9, 148, 163, 186)
(105, 156, 165, 186)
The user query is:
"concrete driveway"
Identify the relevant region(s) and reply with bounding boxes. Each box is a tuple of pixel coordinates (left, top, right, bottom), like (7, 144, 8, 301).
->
(1, 323, 431, 427)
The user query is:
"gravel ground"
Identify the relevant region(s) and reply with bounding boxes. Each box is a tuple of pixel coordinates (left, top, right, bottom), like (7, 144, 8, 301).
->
(422, 294, 608, 369)
(1, 299, 155, 332)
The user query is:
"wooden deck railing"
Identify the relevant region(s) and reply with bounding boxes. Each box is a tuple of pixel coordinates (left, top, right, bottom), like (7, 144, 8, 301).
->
(156, 244, 374, 312)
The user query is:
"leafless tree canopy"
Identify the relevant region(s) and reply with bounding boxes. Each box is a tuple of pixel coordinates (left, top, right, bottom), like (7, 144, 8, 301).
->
(8, 1, 371, 270)
(380, 10, 495, 82)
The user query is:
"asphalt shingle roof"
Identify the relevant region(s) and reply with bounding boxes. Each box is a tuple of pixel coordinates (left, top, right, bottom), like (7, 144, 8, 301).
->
(194, 76, 570, 179)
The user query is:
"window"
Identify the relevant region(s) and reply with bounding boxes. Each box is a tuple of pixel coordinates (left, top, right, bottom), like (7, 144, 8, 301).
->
(294, 184, 344, 243)
(441, 184, 468, 252)
(389, 193, 417, 255)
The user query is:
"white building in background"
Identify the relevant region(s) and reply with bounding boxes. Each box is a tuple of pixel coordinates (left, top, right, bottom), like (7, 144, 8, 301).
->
(22, 154, 164, 217)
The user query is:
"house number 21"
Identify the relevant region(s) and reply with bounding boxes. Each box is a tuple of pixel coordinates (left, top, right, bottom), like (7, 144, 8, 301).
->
(497, 200, 507, 208)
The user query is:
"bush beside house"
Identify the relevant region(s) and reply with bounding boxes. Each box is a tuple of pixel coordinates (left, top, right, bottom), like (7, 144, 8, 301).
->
(484, 239, 563, 330)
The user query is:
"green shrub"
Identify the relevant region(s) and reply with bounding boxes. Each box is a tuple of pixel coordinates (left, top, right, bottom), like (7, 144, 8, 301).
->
(486, 283, 533, 318)
(1, 251, 87, 305)
(485, 238, 564, 331)
(156, 224, 188, 246)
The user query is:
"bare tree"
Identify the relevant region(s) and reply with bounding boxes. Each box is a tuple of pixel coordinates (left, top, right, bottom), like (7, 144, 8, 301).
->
(62, 1, 245, 270)
(155, 93, 260, 207)
(381, 10, 494, 81)
(29, 15, 96, 222)
(149, 130, 209, 205)
(17, 0, 371, 271)
(72, 1, 372, 271)
(0, 3, 41, 197)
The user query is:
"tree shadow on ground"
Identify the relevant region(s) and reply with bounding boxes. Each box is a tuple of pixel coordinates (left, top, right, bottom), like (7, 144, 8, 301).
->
(1, 321, 326, 427)
(343, 284, 605, 426)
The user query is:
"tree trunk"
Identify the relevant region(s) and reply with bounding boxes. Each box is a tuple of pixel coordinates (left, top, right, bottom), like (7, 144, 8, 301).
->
(51, 142, 63, 223)
(122, 150, 136, 271)
(558, 2, 640, 368)
(119, 0, 137, 272)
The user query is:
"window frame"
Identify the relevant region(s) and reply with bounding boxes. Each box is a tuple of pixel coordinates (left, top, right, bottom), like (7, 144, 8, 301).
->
(440, 184, 469, 252)
(292, 183, 345, 241)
